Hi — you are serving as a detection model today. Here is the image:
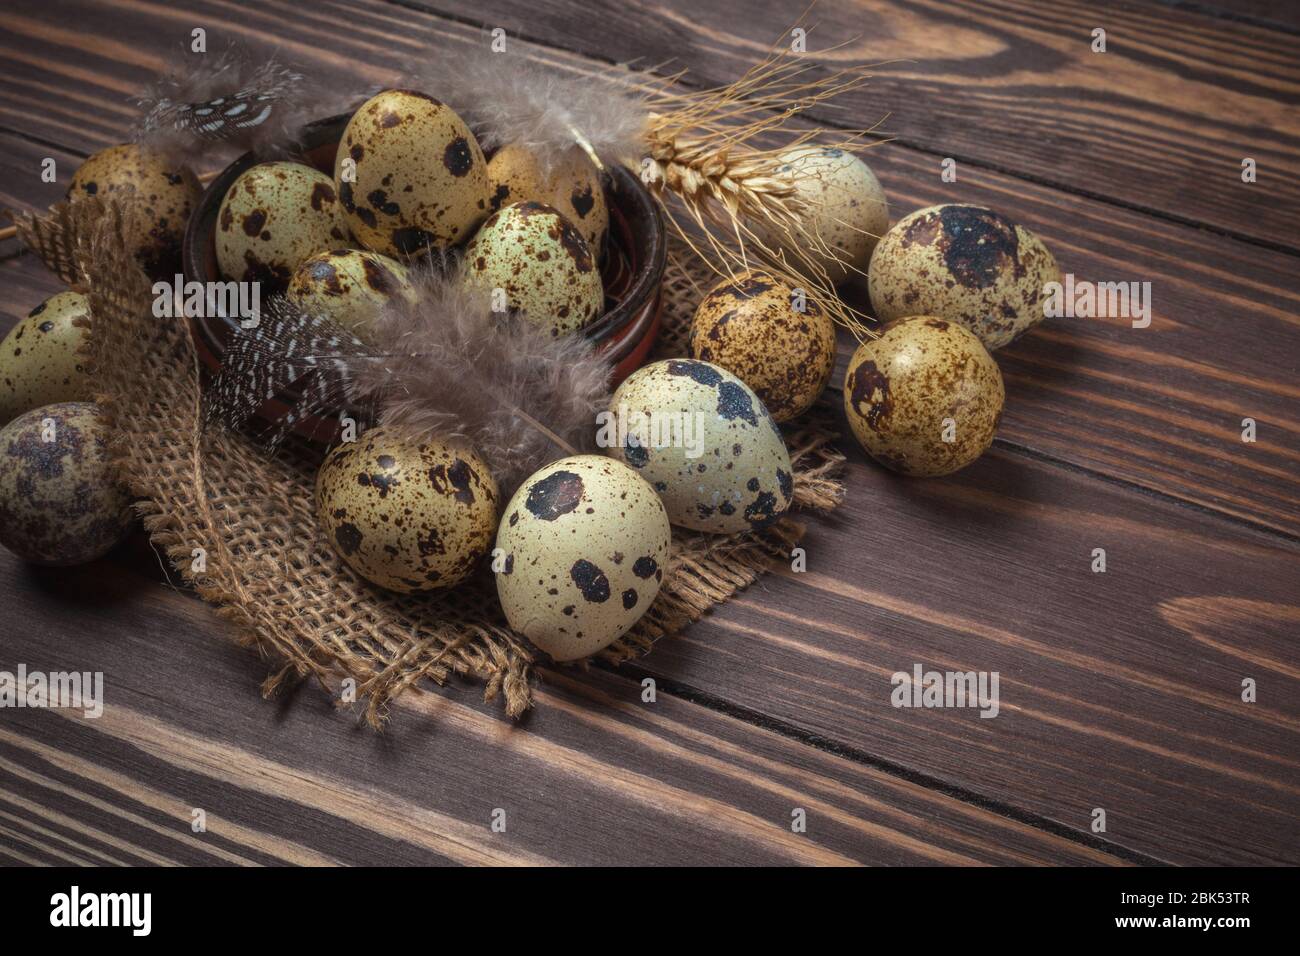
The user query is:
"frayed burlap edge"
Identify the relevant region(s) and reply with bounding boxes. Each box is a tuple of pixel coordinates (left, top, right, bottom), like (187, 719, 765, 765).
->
(11, 197, 844, 726)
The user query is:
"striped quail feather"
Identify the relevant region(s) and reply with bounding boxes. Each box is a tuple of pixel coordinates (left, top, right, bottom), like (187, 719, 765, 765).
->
(134, 48, 320, 161)
(204, 296, 373, 449)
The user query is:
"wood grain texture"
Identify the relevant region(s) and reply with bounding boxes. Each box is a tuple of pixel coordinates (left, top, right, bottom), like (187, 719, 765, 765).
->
(1145, 0, 1300, 33)
(0, 0, 1296, 868)
(1, 0, 1295, 534)
(842, 151, 1300, 537)
(0, 550, 1119, 866)
(2, 242, 1294, 864)
(404, 0, 1300, 249)
(629, 433, 1300, 865)
(0, 133, 82, 221)
(0, 255, 65, 312)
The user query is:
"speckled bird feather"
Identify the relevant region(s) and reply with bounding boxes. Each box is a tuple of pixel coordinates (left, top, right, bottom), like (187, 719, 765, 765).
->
(204, 264, 613, 494)
(203, 295, 373, 448)
(134, 46, 358, 163)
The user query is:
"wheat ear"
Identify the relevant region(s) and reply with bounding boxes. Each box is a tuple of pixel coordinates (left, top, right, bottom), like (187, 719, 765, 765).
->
(633, 21, 890, 338)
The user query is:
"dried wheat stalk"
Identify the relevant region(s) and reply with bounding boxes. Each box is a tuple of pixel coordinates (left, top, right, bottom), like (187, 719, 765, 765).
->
(635, 29, 889, 339)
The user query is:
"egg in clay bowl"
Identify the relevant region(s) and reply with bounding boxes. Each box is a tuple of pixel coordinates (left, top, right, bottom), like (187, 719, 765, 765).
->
(487, 143, 609, 251)
(335, 89, 491, 257)
(316, 429, 499, 593)
(605, 359, 794, 534)
(68, 143, 201, 276)
(0, 291, 95, 426)
(689, 270, 836, 423)
(765, 145, 888, 280)
(286, 248, 417, 340)
(495, 455, 671, 662)
(843, 316, 1004, 477)
(869, 204, 1059, 350)
(217, 161, 348, 285)
(466, 201, 604, 336)
(0, 402, 134, 566)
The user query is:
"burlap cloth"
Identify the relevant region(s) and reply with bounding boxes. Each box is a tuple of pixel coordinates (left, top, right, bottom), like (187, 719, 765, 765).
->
(12, 198, 844, 726)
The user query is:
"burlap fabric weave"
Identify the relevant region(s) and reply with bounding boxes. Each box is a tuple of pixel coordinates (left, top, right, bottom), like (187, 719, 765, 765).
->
(13, 198, 844, 726)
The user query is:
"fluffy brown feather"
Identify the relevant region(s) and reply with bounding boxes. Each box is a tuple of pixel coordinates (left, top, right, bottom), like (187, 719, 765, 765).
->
(358, 263, 613, 494)
(400, 44, 652, 174)
(204, 262, 613, 495)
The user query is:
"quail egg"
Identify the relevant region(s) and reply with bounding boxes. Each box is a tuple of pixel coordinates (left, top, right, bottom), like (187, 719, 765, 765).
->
(0, 291, 94, 426)
(869, 204, 1059, 350)
(335, 89, 491, 257)
(0, 402, 133, 565)
(764, 145, 888, 280)
(487, 143, 609, 251)
(316, 429, 499, 593)
(286, 248, 417, 339)
(689, 270, 836, 422)
(495, 455, 671, 662)
(68, 143, 201, 276)
(605, 359, 793, 534)
(217, 161, 349, 286)
(466, 201, 604, 336)
(843, 316, 1004, 477)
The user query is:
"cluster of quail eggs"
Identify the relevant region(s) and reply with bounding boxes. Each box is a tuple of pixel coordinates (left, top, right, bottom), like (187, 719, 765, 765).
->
(303, 90, 805, 663)
(0, 139, 221, 569)
(0, 292, 135, 566)
(294, 89, 627, 661)
(208, 88, 611, 342)
(0, 138, 206, 566)
(0, 87, 1063, 671)
(690, 145, 1059, 480)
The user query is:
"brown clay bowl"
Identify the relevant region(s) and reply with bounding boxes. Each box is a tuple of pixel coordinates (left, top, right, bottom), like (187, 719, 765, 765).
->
(183, 112, 666, 443)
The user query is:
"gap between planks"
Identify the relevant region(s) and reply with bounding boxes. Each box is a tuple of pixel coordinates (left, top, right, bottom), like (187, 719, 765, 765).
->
(1145, 0, 1300, 37)
(598, 658, 1168, 866)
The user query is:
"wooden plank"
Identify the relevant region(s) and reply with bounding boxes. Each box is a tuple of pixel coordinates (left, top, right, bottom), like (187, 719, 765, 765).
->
(2, 238, 1292, 863)
(628, 436, 1300, 865)
(0, 0, 1293, 868)
(0, 550, 1121, 866)
(400, 0, 1300, 250)
(0, 0, 1295, 535)
(0, 255, 66, 318)
(835, 145, 1300, 538)
(0, 136, 82, 262)
(1143, 0, 1300, 32)
(2, 1, 1300, 538)
(5, 0, 1299, 248)
(0, 132, 82, 220)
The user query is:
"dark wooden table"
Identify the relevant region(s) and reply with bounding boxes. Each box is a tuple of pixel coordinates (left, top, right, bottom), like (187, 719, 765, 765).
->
(0, 0, 1296, 867)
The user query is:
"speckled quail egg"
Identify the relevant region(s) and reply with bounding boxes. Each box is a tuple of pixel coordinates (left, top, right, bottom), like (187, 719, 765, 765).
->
(286, 248, 416, 339)
(0, 292, 94, 426)
(68, 143, 201, 276)
(487, 143, 609, 251)
(605, 359, 793, 534)
(843, 316, 1004, 477)
(466, 201, 604, 336)
(0, 402, 133, 565)
(689, 270, 836, 422)
(316, 429, 499, 593)
(869, 204, 1059, 350)
(764, 145, 888, 280)
(335, 89, 491, 257)
(495, 455, 670, 662)
(217, 161, 348, 286)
